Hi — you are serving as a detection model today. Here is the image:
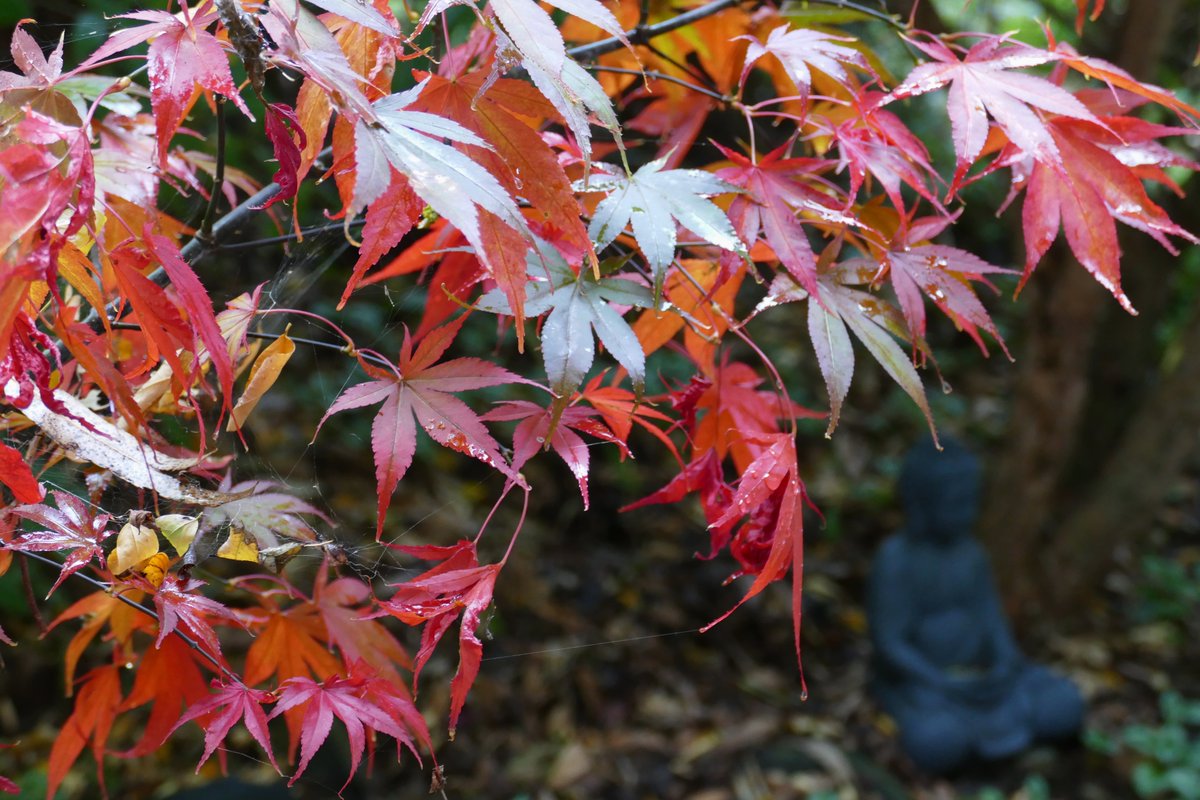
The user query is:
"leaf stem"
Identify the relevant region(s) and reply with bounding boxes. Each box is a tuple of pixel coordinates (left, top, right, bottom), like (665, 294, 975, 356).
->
(199, 97, 228, 242)
(243, 329, 396, 373)
(19, 555, 47, 633)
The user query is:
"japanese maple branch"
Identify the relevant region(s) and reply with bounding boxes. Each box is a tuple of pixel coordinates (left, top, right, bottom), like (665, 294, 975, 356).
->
(19, 556, 46, 633)
(214, 219, 367, 251)
(567, 0, 745, 61)
(198, 97, 228, 242)
(108, 319, 397, 374)
(586, 65, 728, 101)
(17, 550, 240, 683)
(572, 0, 903, 63)
(821, 0, 904, 27)
(178, 144, 336, 264)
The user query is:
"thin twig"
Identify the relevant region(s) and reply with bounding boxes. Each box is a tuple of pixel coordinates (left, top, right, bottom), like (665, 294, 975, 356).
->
(567, 0, 745, 62)
(178, 144, 337, 264)
(243, 329, 396, 372)
(644, 41, 718, 90)
(587, 65, 728, 102)
(199, 97, 228, 242)
(823, 0, 904, 29)
(19, 556, 46, 633)
(215, 219, 367, 252)
(18, 550, 240, 683)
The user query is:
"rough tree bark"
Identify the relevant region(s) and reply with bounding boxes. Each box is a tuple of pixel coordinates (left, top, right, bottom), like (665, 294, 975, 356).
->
(979, 0, 1190, 619)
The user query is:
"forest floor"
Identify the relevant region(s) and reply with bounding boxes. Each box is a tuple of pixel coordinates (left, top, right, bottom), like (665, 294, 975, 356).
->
(5, 438, 1198, 800)
(297, 452, 1200, 800)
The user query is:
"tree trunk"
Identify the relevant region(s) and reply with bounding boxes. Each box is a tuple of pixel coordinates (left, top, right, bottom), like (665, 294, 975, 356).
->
(1045, 305, 1200, 607)
(978, 252, 1107, 617)
(979, 0, 1185, 619)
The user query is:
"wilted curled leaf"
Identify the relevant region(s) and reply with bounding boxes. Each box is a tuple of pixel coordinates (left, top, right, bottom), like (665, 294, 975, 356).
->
(107, 522, 159, 575)
(227, 330, 296, 431)
(12, 388, 237, 506)
(216, 530, 260, 563)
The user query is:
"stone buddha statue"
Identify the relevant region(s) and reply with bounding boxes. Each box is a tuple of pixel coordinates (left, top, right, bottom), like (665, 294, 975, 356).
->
(867, 437, 1084, 773)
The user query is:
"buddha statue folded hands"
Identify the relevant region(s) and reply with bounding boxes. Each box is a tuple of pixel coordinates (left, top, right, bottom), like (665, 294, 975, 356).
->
(867, 437, 1084, 773)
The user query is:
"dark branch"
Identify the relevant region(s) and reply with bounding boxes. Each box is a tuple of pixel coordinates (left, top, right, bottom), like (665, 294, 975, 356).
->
(198, 97, 228, 242)
(586, 65, 728, 101)
(567, 0, 745, 62)
(18, 550, 239, 683)
(179, 145, 336, 264)
(215, 219, 367, 252)
(19, 556, 46, 633)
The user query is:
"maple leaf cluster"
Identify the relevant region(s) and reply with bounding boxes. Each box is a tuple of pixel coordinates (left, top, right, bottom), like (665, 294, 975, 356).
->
(0, 0, 1196, 793)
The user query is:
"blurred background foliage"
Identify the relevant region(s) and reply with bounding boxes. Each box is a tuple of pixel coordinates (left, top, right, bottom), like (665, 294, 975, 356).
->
(2, 0, 1200, 797)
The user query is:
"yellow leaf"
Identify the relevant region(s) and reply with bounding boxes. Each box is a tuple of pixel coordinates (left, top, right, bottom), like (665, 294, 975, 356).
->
(227, 329, 295, 431)
(57, 242, 107, 318)
(138, 552, 173, 588)
(217, 529, 260, 563)
(107, 523, 160, 575)
(156, 514, 199, 556)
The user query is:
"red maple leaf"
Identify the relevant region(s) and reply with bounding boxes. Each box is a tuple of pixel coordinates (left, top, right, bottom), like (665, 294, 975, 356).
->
(145, 230, 237, 411)
(847, 215, 1014, 353)
(0, 110, 94, 320)
(813, 92, 945, 218)
(338, 170, 422, 309)
(0, 312, 70, 416)
(0, 441, 42, 504)
(47, 589, 156, 694)
(82, 2, 252, 165)
(315, 316, 528, 538)
(621, 449, 733, 559)
(241, 580, 342, 755)
(687, 358, 818, 472)
(270, 669, 429, 791)
(738, 24, 873, 100)
(171, 680, 278, 772)
(375, 540, 499, 737)
(47, 664, 123, 799)
(312, 569, 412, 687)
(1002, 114, 1198, 311)
(0, 22, 65, 91)
(117, 635, 211, 757)
(579, 375, 678, 461)
(704, 434, 809, 692)
(415, 72, 593, 264)
(152, 574, 239, 661)
(483, 399, 628, 508)
(255, 103, 308, 211)
(243, 591, 342, 688)
(9, 491, 112, 596)
(889, 34, 1101, 191)
(714, 141, 847, 298)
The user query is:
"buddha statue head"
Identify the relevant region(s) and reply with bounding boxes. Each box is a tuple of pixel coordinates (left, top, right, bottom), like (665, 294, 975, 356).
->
(898, 436, 982, 545)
